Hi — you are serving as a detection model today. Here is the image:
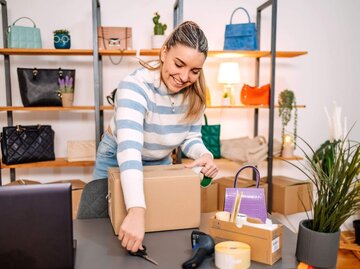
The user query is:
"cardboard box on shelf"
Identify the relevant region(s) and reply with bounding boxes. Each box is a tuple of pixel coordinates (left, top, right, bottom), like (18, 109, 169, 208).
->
(108, 164, 201, 234)
(209, 216, 283, 265)
(216, 176, 268, 211)
(263, 176, 312, 215)
(5, 179, 86, 219)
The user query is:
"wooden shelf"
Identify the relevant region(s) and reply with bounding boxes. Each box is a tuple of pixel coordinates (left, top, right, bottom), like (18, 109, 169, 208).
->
(0, 106, 97, 111)
(207, 105, 306, 109)
(0, 48, 136, 56)
(0, 158, 94, 169)
(140, 49, 307, 58)
(274, 155, 303, 161)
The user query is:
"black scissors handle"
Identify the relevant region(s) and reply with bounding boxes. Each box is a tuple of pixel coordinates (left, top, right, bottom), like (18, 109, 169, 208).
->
(128, 245, 147, 257)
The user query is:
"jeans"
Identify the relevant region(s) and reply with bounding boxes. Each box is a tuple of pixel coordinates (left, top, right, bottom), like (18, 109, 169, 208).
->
(93, 132, 118, 180)
(93, 131, 173, 180)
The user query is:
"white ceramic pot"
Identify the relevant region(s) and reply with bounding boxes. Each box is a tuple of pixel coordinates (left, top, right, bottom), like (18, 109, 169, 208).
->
(151, 35, 167, 49)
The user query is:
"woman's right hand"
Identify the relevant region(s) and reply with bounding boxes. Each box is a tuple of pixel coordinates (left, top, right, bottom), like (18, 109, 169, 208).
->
(118, 207, 145, 252)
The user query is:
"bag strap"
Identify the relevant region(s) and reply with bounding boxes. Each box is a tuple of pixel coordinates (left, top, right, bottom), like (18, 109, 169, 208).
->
(11, 17, 37, 28)
(203, 114, 209, 126)
(230, 7, 251, 24)
(233, 165, 260, 188)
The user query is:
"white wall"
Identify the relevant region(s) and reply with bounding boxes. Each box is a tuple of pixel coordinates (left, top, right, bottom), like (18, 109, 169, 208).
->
(0, 0, 359, 184)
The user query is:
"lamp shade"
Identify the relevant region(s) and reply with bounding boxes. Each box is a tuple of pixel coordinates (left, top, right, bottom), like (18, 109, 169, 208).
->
(217, 62, 240, 84)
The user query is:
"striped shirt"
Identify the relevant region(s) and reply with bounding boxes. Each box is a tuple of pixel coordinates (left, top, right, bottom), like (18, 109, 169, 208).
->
(108, 66, 211, 209)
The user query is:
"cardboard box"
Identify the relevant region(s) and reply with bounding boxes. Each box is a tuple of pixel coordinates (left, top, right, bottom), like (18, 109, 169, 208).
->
(5, 179, 86, 219)
(263, 176, 312, 215)
(108, 164, 201, 234)
(217, 177, 268, 211)
(209, 216, 283, 265)
(49, 179, 86, 218)
(201, 182, 218, 213)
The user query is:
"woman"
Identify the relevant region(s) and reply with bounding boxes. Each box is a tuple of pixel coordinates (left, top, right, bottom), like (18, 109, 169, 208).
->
(93, 21, 218, 252)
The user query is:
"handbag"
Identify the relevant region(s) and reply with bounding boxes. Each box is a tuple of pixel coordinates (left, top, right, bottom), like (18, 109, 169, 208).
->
(8, 17, 42, 49)
(0, 125, 55, 165)
(201, 114, 221, 158)
(224, 165, 267, 223)
(224, 7, 258, 50)
(98, 27, 132, 50)
(17, 68, 76, 107)
(240, 83, 270, 105)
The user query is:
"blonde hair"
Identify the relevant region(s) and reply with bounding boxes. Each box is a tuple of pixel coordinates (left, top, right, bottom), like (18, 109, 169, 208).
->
(140, 21, 208, 123)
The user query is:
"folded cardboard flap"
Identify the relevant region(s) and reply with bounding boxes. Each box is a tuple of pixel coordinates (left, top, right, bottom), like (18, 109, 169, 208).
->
(262, 176, 312, 215)
(108, 164, 201, 234)
(209, 216, 282, 265)
(5, 179, 86, 219)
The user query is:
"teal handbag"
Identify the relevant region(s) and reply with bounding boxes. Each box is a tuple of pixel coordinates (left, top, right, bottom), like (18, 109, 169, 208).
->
(201, 114, 221, 158)
(8, 17, 42, 49)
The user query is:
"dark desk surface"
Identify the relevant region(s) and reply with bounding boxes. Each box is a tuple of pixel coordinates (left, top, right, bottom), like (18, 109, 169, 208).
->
(73, 215, 298, 269)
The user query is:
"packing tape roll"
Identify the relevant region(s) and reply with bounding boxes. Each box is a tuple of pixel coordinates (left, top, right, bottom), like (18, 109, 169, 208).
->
(216, 211, 231, 222)
(215, 241, 251, 269)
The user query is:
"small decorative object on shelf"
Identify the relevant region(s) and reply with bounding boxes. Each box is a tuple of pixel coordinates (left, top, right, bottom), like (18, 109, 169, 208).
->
(53, 29, 71, 49)
(58, 75, 74, 107)
(217, 62, 240, 105)
(221, 92, 231, 106)
(151, 12, 167, 49)
(281, 134, 294, 157)
(287, 104, 360, 268)
(278, 89, 297, 150)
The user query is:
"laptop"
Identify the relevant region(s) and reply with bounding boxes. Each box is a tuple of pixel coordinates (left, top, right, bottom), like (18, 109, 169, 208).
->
(0, 183, 75, 269)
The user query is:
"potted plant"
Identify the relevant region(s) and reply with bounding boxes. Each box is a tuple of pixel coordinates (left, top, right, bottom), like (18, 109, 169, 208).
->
(278, 89, 297, 155)
(151, 12, 167, 49)
(221, 91, 230, 106)
(58, 75, 74, 107)
(53, 29, 71, 49)
(285, 106, 360, 268)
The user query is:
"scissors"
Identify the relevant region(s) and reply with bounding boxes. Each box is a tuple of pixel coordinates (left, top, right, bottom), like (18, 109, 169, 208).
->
(128, 245, 159, 265)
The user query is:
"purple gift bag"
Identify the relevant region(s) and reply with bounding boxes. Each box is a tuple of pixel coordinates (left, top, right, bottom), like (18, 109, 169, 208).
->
(224, 165, 267, 223)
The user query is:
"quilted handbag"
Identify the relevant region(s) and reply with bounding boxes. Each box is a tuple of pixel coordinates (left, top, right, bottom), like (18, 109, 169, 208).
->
(17, 68, 76, 107)
(8, 17, 42, 49)
(224, 165, 267, 223)
(224, 7, 258, 50)
(0, 125, 55, 165)
(240, 83, 270, 105)
(201, 114, 221, 158)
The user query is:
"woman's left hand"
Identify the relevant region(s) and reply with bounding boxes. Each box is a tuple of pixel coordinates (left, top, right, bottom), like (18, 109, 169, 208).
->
(184, 153, 218, 179)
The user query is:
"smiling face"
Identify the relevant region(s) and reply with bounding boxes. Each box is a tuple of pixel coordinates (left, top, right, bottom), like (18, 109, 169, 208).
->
(160, 44, 206, 94)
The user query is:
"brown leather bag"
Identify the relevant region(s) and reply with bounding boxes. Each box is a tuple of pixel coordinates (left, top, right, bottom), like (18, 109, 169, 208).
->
(240, 83, 270, 105)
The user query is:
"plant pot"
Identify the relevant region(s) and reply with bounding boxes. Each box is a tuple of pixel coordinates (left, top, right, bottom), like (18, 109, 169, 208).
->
(151, 35, 167, 49)
(61, 93, 74, 107)
(296, 219, 340, 268)
(54, 33, 71, 49)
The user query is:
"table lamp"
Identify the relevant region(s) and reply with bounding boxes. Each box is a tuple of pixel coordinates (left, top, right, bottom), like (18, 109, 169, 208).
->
(217, 62, 240, 105)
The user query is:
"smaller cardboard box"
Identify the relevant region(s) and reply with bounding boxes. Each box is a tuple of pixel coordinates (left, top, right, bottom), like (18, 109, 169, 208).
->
(5, 179, 86, 219)
(209, 216, 282, 265)
(108, 164, 201, 234)
(263, 176, 312, 215)
(217, 177, 268, 211)
(49, 179, 86, 218)
(201, 182, 218, 213)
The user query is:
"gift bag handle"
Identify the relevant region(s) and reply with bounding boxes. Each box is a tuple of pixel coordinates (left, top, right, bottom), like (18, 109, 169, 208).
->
(233, 165, 260, 188)
(11, 17, 37, 28)
(230, 7, 251, 24)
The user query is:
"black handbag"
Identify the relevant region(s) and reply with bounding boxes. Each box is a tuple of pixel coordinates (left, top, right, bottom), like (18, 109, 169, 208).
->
(0, 125, 55, 165)
(17, 67, 75, 107)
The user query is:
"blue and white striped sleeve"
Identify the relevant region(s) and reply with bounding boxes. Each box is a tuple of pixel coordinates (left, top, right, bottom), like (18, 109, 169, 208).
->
(181, 113, 213, 160)
(115, 78, 148, 210)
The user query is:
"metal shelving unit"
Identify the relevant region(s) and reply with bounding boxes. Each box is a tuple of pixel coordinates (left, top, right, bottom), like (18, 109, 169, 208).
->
(173, 0, 307, 212)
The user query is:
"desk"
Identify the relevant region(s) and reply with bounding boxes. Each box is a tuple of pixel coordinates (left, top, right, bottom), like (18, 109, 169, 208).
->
(74, 215, 298, 269)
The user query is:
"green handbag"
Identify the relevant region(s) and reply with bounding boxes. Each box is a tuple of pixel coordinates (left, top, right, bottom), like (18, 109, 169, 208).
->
(8, 17, 42, 49)
(201, 114, 221, 158)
